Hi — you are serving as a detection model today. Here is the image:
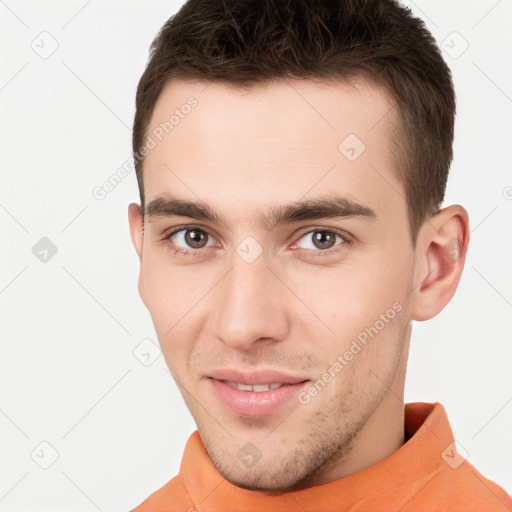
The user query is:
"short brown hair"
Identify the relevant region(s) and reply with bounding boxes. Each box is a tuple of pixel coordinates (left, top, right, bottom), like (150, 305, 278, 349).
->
(133, 0, 455, 240)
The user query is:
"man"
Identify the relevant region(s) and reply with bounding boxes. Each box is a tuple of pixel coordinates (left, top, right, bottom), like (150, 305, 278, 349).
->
(128, 0, 512, 510)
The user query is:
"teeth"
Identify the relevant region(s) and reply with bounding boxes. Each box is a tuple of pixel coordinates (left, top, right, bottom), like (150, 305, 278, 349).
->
(224, 380, 284, 392)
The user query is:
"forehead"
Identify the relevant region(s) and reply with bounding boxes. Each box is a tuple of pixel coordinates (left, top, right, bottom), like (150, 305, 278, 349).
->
(147, 77, 395, 154)
(142, 77, 402, 225)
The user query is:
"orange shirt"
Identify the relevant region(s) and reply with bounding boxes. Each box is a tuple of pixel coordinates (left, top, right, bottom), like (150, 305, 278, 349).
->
(131, 402, 512, 511)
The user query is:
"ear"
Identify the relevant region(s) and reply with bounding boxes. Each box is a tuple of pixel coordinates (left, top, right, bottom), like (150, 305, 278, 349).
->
(128, 203, 143, 260)
(410, 205, 470, 321)
(128, 203, 146, 305)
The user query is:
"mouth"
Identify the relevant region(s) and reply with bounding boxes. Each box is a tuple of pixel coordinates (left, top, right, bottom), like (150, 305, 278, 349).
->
(221, 380, 289, 392)
(207, 375, 310, 417)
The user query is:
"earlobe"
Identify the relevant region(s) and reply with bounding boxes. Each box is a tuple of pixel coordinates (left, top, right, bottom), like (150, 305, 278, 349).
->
(410, 205, 470, 321)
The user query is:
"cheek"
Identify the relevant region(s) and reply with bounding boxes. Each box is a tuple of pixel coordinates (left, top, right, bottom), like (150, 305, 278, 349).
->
(141, 247, 193, 316)
(294, 249, 412, 373)
(141, 258, 172, 321)
(140, 253, 211, 356)
(309, 255, 411, 329)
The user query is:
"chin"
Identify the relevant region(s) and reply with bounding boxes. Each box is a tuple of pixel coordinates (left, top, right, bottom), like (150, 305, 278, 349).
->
(221, 470, 302, 494)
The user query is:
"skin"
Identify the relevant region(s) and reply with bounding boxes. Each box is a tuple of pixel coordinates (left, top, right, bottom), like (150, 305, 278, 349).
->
(128, 77, 470, 493)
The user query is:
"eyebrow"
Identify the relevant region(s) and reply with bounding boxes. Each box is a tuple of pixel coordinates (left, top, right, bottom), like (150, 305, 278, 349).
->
(142, 193, 376, 228)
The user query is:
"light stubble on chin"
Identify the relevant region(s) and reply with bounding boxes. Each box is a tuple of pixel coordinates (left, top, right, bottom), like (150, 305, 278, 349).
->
(201, 409, 363, 493)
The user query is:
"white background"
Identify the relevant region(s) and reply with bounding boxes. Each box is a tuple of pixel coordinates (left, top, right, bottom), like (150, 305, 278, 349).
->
(0, 0, 511, 510)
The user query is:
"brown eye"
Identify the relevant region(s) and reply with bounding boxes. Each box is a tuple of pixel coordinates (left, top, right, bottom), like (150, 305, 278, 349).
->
(312, 231, 336, 250)
(184, 229, 208, 248)
(168, 227, 214, 250)
(296, 229, 346, 252)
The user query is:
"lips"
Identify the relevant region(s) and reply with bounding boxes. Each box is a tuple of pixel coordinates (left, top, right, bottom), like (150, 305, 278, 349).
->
(207, 368, 310, 417)
(208, 368, 309, 386)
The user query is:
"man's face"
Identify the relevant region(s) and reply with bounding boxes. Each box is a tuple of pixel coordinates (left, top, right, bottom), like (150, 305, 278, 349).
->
(130, 78, 417, 491)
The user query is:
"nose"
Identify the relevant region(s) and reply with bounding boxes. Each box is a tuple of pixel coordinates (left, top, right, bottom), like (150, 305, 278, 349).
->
(210, 252, 290, 351)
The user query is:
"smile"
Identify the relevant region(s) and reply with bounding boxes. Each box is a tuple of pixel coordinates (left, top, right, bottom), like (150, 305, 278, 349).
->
(222, 380, 284, 392)
(209, 378, 309, 417)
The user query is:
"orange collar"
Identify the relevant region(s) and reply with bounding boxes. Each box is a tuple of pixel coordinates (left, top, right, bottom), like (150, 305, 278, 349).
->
(181, 402, 451, 511)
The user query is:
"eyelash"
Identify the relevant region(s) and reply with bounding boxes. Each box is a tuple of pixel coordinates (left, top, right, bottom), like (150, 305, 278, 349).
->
(161, 224, 352, 258)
